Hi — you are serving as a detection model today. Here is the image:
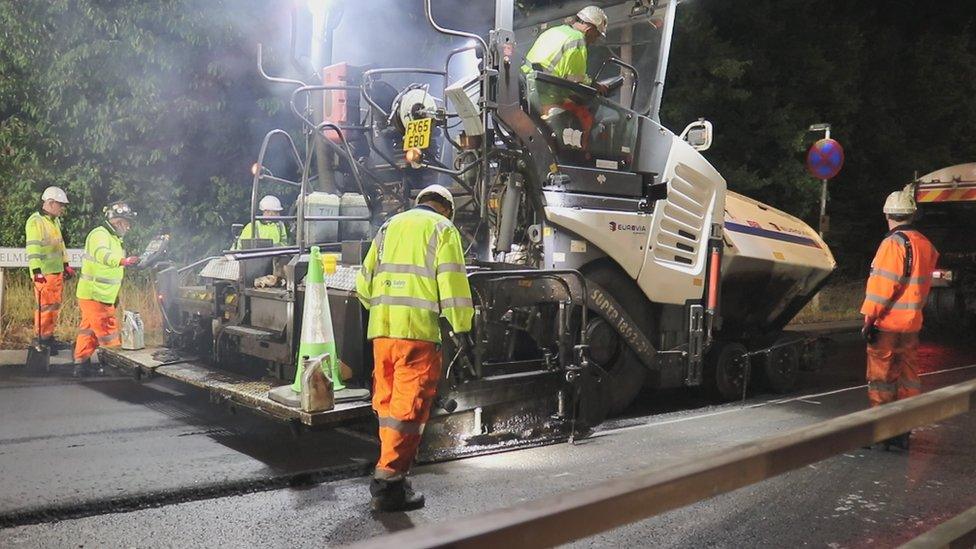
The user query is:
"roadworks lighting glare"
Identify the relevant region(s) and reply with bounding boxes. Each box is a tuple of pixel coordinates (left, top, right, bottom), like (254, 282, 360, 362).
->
(405, 147, 423, 168)
(630, 0, 652, 18)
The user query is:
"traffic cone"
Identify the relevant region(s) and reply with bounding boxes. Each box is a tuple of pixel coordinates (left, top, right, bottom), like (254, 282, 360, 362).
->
(291, 246, 339, 393)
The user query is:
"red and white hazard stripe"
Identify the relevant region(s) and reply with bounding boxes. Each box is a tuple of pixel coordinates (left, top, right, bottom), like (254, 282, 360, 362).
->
(916, 184, 976, 203)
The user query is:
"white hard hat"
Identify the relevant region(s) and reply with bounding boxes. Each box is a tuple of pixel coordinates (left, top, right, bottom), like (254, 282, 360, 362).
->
(577, 5, 608, 37)
(258, 195, 283, 211)
(883, 190, 916, 215)
(105, 200, 138, 221)
(41, 186, 69, 204)
(416, 184, 455, 219)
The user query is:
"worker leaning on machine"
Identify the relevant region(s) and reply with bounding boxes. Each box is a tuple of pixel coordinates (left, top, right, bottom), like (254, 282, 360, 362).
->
(355, 184, 474, 513)
(25, 186, 75, 354)
(522, 5, 609, 93)
(73, 201, 141, 377)
(233, 194, 288, 249)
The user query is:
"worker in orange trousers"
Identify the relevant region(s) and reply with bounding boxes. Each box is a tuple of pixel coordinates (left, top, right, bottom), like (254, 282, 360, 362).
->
(355, 185, 474, 512)
(861, 190, 938, 450)
(25, 186, 74, 353)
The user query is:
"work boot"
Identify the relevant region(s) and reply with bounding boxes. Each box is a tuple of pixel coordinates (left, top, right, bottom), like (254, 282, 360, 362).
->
(50, 339, 72, 351)
(33, 337, 57, 356)
(890, 432, 911, 451)
(44, 339, 59, 357)
(73, 359, 91, 378)
(879, 432, 910, 452)
(73, 358, 102, 378)
(370, 478, 425, 512)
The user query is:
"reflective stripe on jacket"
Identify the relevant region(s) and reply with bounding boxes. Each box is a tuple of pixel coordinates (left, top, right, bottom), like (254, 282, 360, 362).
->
(25, 212, 67, 274)
(76, 225, 126, 305)
(355, 206, 473, 343)
(233, 220, 287, 250)
(861, 227, 939, 332)
(521, 25, 590, 84)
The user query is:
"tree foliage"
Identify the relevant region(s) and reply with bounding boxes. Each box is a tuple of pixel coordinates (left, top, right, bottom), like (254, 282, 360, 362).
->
(0, 0, 288, 258)
(665, 0, 976, 274)
(3, 0, 976, 276)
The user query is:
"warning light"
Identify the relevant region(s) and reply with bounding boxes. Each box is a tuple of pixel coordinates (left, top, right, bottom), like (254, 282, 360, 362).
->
(405, 147, 423, 168)
(251, 163, 260, 176)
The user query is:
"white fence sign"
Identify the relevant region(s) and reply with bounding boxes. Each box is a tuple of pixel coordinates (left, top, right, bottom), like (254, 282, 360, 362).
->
(0, 247, 85, 269)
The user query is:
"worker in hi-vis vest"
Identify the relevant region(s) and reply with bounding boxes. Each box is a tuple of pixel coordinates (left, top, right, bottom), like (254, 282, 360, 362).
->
(355, 184, 474, 512)
(861, 190, 939, 451)
(522, 5, 609, 91)
(233, 194, 288, 250)
(73, 201, 141, 377)
(25, 186, 74, 353)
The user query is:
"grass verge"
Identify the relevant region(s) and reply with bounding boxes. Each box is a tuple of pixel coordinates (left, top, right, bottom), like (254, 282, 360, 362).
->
(1, 271, 163, 349)
(791, 279, 863, 324)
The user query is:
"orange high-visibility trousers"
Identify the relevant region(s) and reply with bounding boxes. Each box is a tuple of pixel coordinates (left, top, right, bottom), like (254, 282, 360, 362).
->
(371, 337, 442, 480)
(866, 331, 921, 407)
(74, 299, 120, 362)
(33, 273, 64, 339)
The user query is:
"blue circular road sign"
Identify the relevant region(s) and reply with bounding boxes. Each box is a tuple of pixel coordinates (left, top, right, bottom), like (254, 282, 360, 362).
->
(806, 138, 845, 180)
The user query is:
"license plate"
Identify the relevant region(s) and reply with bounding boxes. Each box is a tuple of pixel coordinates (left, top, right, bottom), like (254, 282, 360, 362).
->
(403, 118, 433, 151)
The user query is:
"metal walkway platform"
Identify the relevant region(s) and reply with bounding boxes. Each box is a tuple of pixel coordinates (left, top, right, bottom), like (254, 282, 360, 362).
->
(100, 347, 373, 428)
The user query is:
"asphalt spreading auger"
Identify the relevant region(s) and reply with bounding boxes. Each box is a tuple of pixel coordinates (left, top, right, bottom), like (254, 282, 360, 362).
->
(100, 0, 836, 462)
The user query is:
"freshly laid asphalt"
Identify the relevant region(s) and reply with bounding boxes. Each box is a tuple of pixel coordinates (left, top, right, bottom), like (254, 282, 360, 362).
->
(1, 331, 975, 548)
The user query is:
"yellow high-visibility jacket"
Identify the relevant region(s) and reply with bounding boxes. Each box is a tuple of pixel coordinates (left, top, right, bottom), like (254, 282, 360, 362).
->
(355, 206, 473, 343)
(233, 220, 287, 250)
(522, 25, 590, 84)
(25, 211, 67, 274)
(77, 224, 126, 304)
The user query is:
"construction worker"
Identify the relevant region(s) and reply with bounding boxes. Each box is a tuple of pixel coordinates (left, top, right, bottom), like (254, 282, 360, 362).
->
(522, 5, 609, 90)
(861, 190, 939, 450)
(355, 184, 474, 512)
(73, 201, 141, 377)
(25, 186, 74, 354)
(233, 194, 288, 249)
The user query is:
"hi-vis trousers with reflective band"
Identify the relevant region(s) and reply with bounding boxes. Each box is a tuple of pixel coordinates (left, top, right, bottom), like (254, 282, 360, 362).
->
(33, 273, 64, 339)
(866, 331, 921, 407)
(372, 338, 442, 479)
(74, 299, 120, 362)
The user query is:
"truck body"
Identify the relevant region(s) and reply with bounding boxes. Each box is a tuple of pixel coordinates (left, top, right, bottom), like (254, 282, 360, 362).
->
(102, 0, 835, 460)
(913, 163, 976, 331)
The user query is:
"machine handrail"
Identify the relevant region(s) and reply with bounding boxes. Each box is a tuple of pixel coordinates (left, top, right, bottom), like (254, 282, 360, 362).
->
(249, 129, 305, 241)
(349, 377, 976, 548)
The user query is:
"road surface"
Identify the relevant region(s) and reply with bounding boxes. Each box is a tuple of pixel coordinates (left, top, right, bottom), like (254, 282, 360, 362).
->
(1, 332, 974, 547)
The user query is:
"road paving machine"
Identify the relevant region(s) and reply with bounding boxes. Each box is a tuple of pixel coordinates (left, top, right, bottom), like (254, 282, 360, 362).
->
(101, 0, 836, 461)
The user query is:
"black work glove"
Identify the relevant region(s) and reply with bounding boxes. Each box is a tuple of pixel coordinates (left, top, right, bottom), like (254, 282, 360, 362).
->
(861, 322, 877, 344)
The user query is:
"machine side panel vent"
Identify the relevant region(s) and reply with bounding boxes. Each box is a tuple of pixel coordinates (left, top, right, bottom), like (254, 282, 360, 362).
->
(652, 164, 710, 268)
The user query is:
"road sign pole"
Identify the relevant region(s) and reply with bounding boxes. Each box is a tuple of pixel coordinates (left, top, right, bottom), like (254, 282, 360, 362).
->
(819, 178, 828, 238)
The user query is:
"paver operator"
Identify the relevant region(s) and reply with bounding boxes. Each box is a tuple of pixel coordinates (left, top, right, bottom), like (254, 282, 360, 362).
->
(25, 186, 74, 353)
(861, 190, 938, 450)
(73, 201, 141, 377)
(355, 184, 474, 512)
(522, 5, 609, 91)
(233, 194, 288, 249)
